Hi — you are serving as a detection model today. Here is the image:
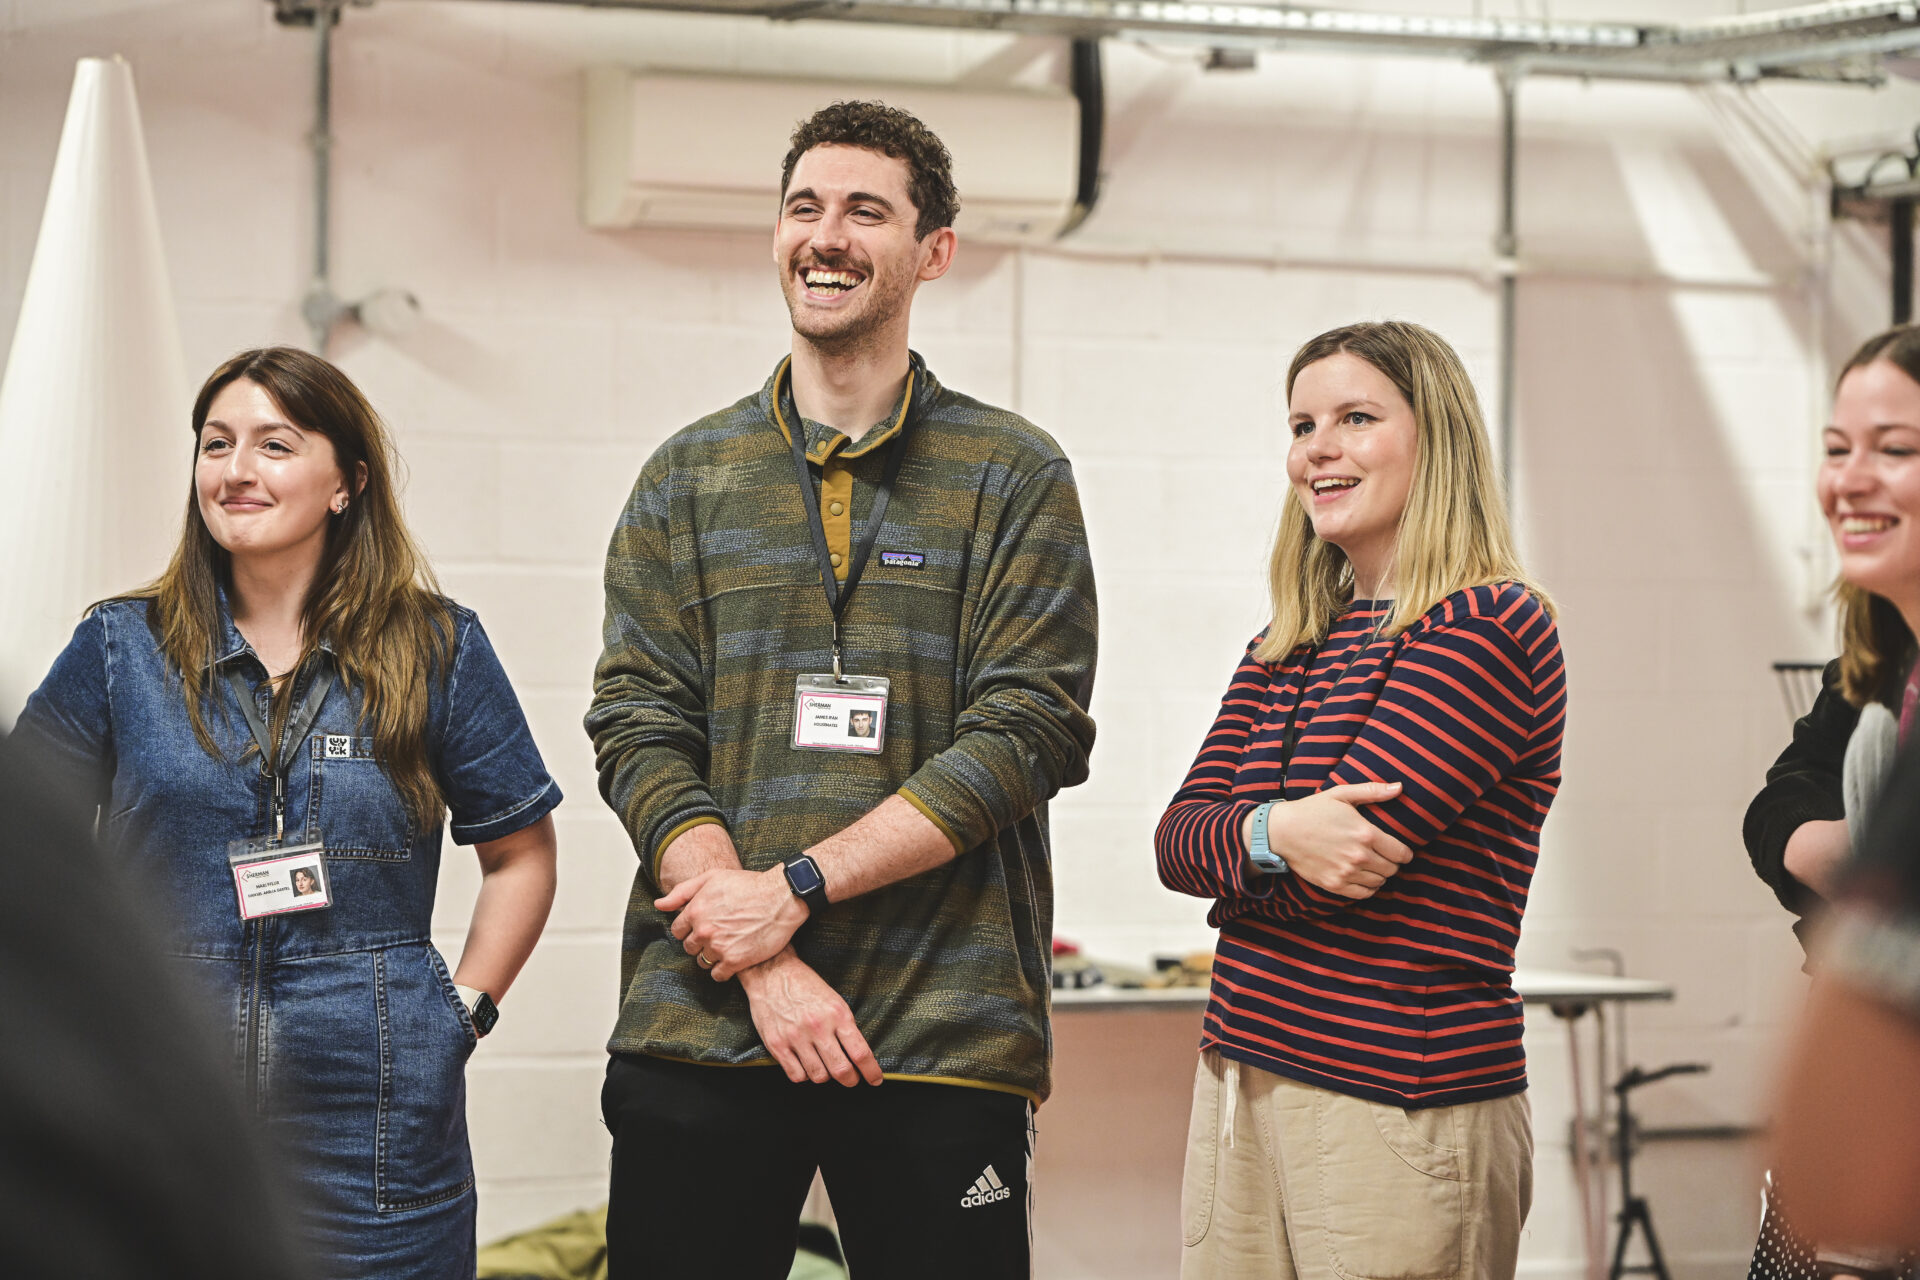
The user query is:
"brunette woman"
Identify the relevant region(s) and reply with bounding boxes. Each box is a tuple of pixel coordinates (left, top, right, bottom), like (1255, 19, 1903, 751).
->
(12, 347, 560, 1278)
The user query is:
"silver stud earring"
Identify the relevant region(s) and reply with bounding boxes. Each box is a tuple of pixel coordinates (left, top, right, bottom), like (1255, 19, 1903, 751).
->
(333, 499, 349, 516)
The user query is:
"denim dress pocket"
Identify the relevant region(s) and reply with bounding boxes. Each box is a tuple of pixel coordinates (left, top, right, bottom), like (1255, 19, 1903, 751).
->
(373, 942, 475, 1213)
(311, 737, 414, 860)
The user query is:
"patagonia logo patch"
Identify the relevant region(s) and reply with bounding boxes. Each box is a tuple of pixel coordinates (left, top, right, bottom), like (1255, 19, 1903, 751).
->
(879, 551, 925, 569)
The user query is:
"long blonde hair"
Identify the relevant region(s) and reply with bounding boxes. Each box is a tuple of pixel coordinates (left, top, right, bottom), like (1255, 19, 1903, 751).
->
(116, 347, 453, 827)
(1832, 325, 1920, 707)
(1255, 320, 1551, 664)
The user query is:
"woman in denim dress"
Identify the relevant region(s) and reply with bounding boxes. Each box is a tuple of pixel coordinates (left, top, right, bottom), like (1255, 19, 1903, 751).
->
(12, 347, 561, 1278)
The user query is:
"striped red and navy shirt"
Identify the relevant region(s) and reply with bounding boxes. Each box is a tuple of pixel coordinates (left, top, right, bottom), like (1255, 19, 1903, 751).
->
(1155, 583, 1566, 1108)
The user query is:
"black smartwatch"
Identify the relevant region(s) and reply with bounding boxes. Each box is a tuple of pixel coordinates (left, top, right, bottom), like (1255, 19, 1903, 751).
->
(456, 984, 499, 1038)
(782, 852, 829, 915)
(470, 992, 499, 1038)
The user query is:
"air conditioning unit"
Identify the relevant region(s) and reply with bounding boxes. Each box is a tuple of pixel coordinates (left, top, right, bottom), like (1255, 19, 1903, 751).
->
(583, 68, 1080, 245)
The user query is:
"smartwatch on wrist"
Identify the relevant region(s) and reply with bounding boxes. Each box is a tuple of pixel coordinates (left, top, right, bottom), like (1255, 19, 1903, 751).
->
(455, 984, 499, 1038)
(1246, 802, 1291, 875)
(782, 852, 829, 914)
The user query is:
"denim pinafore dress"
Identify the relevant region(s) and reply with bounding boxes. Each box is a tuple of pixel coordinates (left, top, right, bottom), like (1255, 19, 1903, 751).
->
(13, 597, 560, 1278)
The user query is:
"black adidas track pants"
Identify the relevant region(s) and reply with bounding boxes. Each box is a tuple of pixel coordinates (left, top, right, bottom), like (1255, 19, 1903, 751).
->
(602, 1052, 1035, 1279)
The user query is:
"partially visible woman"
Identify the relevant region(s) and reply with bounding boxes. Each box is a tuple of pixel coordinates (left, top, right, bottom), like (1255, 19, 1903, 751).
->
(1745, 326, 1920, 1280)
(11, 347, 561, 1278)
(1748, 326, 1920, 933)
(1155, 320, 1565, 1280)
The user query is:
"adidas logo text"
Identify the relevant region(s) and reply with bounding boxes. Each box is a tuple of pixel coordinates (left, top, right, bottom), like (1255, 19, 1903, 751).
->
(959, 1164, 1011, 1208)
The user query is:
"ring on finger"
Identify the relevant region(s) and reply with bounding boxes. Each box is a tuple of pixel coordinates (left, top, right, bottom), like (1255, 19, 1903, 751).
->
(697, 953, 715, 970)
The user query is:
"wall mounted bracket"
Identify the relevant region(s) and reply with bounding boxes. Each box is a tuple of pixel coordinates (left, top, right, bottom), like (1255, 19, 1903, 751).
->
(1831, 131, 1920, 324)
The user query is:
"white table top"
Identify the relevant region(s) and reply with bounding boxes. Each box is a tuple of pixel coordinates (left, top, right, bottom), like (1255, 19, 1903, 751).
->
(1511, 967, 1673, 1005)
(1051, 966, 1673, 1010)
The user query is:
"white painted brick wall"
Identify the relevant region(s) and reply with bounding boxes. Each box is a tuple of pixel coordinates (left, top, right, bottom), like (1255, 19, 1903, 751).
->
(5, 1, 1918, 1273)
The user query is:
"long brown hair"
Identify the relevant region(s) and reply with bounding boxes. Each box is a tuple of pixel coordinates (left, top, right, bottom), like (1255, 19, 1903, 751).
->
(1833, 325, 1920, 708)
(1256, 320, 1551, 663)
(120, 347, 452, 826)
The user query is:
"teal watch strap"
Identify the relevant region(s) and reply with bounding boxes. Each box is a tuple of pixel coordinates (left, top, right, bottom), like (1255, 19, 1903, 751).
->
(1247, 802, 1290, 874)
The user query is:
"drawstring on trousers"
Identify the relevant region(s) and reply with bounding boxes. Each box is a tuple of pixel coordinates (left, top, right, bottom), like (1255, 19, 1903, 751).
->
(1222, 1058, 1239, 1149)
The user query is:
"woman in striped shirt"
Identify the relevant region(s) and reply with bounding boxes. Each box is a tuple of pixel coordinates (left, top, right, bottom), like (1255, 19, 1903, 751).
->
(1156, 320, 1566, 1280)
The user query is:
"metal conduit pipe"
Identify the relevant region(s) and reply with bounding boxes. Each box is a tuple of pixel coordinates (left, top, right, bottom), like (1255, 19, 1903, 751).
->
(278, 0, 421, 352)
(300, 1, 342, 352)
(1495, 66, 1520, 505)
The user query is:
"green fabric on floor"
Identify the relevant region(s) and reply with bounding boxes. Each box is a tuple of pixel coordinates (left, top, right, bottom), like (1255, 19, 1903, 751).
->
(477, 1204, 847, 1280)
(477, 1205, 609, 1280)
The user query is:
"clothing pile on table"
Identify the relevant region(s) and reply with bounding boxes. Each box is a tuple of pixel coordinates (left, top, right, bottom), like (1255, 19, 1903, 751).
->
(1049, 936, 1215, 991)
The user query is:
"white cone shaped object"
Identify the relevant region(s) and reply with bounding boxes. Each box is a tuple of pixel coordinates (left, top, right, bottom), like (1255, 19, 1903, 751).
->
(0, 56, 188, 724)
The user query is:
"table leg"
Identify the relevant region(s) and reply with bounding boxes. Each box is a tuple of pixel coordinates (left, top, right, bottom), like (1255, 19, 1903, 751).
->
(1556, 1001, 1607, 1280)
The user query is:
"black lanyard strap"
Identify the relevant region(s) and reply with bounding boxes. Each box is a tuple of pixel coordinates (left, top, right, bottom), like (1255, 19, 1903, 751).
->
(785, 375, 918, 681)
(1277, 609, 1393, 786)
(1276, 643, 1320, 787)
(225, 659, 335, 841)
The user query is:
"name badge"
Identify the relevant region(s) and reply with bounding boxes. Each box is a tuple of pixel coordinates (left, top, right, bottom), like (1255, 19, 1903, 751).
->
(228, 836, 334, 921)
(792, 674, 890, 754)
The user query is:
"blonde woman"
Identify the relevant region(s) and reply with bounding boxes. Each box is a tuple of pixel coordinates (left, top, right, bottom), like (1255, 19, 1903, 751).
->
(1155, 320, 1566, 1279)
(12, 347, 560, 1277)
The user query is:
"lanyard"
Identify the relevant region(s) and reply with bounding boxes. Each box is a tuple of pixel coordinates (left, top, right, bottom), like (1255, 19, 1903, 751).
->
(224, 659, 335, 842)
(1276, 610, 1388, 785)
(1276, 644, 1320, 787)
(784, 375, 918, 682)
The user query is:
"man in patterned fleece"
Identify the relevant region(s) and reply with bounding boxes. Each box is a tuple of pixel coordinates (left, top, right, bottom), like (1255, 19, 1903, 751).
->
(586, 101, 1098, 1279)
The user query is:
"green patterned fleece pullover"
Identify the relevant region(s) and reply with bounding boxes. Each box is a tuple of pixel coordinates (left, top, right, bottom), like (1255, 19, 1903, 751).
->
(586, 354, 1098, 1102)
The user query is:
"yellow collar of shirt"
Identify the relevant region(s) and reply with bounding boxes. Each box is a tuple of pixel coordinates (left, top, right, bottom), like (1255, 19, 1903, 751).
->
(770, 356, 917, 465)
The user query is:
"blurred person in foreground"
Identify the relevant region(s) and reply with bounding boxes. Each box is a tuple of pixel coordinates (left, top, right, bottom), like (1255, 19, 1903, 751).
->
(1772, 732, 1920, 1250)
(1746, 326, 1920, 1278)
(8, 347, 561, 1278)
(1154, 320, 1565, 1279)
(0, 735, 308, 1280)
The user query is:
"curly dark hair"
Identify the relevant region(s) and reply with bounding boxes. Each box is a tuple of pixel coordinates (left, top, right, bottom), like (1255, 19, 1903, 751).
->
(779, 100, 960, 240)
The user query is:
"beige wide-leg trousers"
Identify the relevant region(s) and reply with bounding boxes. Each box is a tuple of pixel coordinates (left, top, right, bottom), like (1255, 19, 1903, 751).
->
(1179, 1050, 1532, 1280)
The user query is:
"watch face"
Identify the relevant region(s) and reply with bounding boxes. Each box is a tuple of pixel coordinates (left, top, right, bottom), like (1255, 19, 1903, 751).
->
(471, 993, 499, 1037)
(786, 856, 826, 896)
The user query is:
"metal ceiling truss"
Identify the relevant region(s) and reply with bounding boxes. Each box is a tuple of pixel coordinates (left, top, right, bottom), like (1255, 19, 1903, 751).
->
(337, 0, 1920, 86)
